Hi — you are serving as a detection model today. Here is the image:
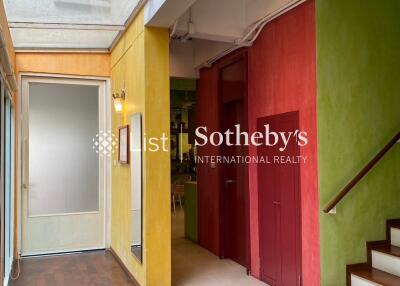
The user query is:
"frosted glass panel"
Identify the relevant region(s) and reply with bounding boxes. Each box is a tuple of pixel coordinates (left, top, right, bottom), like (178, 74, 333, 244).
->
(5, 0, 140, 25)
(29, 83, 99, 216)
(11, 28, 119, 49)
(4, 0, 141, 48)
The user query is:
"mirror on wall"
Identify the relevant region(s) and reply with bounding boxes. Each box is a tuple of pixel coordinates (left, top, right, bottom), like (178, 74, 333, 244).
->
(130, 112, 143, 262)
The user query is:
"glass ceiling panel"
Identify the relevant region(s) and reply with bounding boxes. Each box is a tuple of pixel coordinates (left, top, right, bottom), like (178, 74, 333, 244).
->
(5, 0, 140, 25)
(10, 28, 119, 49)
(4, 0, 141, 48)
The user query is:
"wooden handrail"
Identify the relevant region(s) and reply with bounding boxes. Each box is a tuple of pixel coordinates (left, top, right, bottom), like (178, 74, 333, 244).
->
(323, 131, 400, 213)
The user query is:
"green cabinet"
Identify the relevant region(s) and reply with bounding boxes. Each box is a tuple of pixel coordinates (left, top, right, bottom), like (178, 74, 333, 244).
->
(184, 182, 198, 242)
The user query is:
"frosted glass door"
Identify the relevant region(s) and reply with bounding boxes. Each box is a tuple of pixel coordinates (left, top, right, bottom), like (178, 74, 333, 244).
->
(29, 83, 99, 216)
(22, 79, 107, 256)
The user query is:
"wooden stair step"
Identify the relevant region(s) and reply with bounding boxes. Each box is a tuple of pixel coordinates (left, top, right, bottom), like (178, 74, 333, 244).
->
(372, 245, 400, 258)
(387, 219, 400, 227)
(387, 219, 400, 241)
(388, 221, 400, 230)
(391, 226, 400, 248)
(351, 266, 400, 286)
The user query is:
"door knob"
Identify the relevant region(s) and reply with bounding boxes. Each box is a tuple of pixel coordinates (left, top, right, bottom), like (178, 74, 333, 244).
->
(225, 179, 236, 189)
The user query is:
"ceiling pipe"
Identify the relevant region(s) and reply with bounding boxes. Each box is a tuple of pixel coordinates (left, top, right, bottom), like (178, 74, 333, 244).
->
(243, 0, 307, 46)
(0, 27, 17, 92)
(170, 20, 179, 38)
(196, 0, 307, 70)
(175, 7, 195, 42)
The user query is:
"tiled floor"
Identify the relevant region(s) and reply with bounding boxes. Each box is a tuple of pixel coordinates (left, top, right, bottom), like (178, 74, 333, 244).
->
(9, 250, 135, 286)
(172, 208, 267, 286)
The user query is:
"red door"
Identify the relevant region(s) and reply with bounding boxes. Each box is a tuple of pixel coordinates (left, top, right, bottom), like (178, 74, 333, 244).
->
(221, 100, 247, 267)
(219, 57, 249, 268)
(258, 111, 301, 286)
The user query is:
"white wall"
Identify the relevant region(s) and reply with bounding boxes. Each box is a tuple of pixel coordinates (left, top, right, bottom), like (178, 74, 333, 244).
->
(145, 0, 197, 27)
(165, 0, 298, 73)
(193, 39, 234, 68)
(245, 0, 293, 26)
(170, 40, 199, 78)
(175, 0, 245, 42)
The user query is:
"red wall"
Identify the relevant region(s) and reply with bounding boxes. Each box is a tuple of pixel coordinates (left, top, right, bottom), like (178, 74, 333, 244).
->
(197, 1, 319, 285)
(247, 1, 319, 284)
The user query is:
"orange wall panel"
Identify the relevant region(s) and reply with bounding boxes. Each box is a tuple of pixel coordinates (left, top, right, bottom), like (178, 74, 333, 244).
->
(15, 53, 110, 77)
(0, 0, 15, 72)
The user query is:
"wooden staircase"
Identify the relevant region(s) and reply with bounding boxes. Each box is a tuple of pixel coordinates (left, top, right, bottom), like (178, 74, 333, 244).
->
(347, 219, 400, 285)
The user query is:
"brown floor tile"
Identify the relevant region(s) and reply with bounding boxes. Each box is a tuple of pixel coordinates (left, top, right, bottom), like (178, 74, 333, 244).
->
(9, 250, 135, 286)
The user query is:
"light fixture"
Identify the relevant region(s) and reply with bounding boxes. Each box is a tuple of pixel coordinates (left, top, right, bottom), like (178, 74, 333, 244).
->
(112, 89, 126, 113)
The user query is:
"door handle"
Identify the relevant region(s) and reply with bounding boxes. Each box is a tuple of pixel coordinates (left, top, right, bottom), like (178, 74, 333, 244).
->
(225, 179, 236, 189)
(22, 183, 34, 190)
(273, 201, 281, 206)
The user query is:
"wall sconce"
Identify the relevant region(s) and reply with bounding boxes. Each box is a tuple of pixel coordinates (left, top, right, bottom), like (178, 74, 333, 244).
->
(112, 89, 126, 113)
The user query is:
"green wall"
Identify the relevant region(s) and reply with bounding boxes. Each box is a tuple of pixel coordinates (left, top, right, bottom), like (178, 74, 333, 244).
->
(184, 182, 198, 242)
(317, 0, 400, 285)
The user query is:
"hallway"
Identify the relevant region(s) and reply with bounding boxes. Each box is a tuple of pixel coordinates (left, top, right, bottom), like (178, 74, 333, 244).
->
(9, 251, 135, 286)
(172, 209, 267, 286)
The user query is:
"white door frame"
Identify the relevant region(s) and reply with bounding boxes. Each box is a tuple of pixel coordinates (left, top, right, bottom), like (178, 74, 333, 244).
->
(16, 73, 112, 256)
(4, 92, 15, 286)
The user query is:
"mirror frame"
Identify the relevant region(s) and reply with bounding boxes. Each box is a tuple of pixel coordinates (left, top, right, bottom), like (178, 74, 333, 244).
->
(130, 112, 143, 263)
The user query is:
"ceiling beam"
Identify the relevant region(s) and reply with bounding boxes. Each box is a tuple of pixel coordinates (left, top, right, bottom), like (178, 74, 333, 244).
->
(171, 0, 245, 43)
(8, 22, 125, 31)
(14, 48, 110, 53)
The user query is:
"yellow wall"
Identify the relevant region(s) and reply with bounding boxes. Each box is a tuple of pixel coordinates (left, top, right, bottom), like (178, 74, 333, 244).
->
(11, 8, 170, 286)
(111, 9, 171, 286)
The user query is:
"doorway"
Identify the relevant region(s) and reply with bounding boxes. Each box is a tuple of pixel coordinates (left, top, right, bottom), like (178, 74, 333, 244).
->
(170, 73, 264, 286)
(257, 111, 302, 286)
(20, 76, 111, 256)
(219, 55, 249, 269)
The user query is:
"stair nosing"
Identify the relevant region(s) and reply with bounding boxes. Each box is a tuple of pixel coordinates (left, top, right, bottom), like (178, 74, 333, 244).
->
(351, 273, 383, 286)
(350, 267, 400, 286)
(372, 245, 400, 258)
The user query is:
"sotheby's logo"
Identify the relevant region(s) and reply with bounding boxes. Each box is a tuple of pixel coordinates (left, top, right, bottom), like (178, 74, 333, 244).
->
(195, 124, 308, 151)
(193, 124, 309, 165)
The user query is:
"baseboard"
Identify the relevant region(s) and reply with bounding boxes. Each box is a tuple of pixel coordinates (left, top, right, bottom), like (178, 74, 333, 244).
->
(109, 248, 141, 286)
